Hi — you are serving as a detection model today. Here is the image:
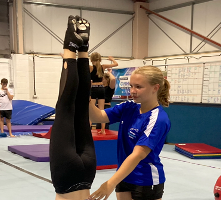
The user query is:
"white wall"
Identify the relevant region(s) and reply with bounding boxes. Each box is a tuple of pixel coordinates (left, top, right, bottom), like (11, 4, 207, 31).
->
(3, 51, 221, 107)
(0, 59, 10, 87)
(12, 54, 30, 100)
(192, 0, 221, 53)
(148, 6, 192, 57)
(148, 0, 221, 57)
(23, 1, 133, 57)
(12, 54, 62, 107)
(82, 10, 132, 57)
(24, 5, 80, 54)
(10, 54, 145, 107)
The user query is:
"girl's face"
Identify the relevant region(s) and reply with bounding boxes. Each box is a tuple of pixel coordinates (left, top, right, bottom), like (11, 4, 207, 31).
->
(130, 73, 159, 104)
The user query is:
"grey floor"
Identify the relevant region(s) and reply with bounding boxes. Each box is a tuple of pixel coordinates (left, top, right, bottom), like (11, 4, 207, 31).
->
(0, 136, 220, 200)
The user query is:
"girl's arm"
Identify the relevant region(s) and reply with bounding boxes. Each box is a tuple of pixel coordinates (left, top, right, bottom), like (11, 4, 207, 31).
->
(102, 56, 118, 69)
(89, 100, 110, 123)
(88, 145, 151, 200)
(107, 69, 116, 89)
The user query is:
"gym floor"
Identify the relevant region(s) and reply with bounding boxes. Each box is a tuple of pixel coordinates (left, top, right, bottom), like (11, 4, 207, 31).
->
(0, 136, 220, 200)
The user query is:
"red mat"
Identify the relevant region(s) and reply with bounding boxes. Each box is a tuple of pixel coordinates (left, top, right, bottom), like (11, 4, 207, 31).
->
(33, 129, 118, 141)
(175, 143, 221, 154)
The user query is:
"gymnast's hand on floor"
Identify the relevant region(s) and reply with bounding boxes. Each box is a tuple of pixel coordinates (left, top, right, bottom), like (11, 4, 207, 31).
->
(88, 181, 115, 200)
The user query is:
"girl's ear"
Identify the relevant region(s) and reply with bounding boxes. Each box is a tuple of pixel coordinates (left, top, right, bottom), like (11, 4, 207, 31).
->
(153, 84, 160, 93)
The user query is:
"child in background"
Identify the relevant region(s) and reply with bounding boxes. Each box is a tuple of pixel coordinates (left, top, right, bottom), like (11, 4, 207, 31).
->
(0, 78, 14, 137)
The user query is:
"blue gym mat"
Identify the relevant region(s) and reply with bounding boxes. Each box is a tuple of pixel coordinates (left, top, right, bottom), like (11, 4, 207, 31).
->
(11, 100, 55, 125)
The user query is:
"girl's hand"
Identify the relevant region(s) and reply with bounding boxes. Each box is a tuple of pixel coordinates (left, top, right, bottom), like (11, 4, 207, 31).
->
(108, 56, 114, 61)
(107, 68, 112, 73)
(88, 181, 115, 200)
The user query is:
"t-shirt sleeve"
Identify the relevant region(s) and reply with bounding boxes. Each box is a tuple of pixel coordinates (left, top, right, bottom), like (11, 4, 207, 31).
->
(105, 101, 128, 124)
(136, 112, 170, 151)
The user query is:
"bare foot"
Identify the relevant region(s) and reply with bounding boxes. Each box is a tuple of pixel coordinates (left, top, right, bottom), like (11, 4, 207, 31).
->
(9, 134, 15, 137)
(98, 130, 106, 135)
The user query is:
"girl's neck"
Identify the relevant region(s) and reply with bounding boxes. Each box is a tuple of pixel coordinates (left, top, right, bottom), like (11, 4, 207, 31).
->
(140, 100, 159, 114)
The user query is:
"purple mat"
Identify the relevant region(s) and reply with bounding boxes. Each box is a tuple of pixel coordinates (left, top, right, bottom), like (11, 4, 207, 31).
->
(4, 125, 52, 132)
(8, 144, 49, 162)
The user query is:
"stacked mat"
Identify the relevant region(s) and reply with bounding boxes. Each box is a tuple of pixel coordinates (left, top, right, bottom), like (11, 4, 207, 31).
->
(175, 143, 221, 159)
(3, 125, 52, 136)
(8, 129, 118, 169)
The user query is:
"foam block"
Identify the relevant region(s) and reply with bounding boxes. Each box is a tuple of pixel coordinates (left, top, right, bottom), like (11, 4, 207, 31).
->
(8, 144, 49, 162)
(9, 130, 118, 169)
(175, 143, 221, 159)
(33, 129, 118, 141)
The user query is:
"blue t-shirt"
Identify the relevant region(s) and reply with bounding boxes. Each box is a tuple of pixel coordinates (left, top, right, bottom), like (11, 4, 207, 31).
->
(105, 100, 171, 186)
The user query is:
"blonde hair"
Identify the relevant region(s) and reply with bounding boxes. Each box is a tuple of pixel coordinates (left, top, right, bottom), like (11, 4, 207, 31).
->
(132, 66, 170, 107)
(90, 52, 103, 78)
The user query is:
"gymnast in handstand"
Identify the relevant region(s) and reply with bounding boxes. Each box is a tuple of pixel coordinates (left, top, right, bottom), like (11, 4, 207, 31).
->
(49, 15, 96, 200)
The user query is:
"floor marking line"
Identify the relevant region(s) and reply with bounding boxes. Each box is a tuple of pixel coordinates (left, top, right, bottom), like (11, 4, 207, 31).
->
(0, 158, 52, 183)
(160, 156, 221, 170)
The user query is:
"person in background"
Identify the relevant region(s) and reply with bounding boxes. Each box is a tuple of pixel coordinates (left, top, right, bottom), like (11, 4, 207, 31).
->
(0, 78, 15, 137)
(90, 53, 118, 134)
(96, 68, 116, 134)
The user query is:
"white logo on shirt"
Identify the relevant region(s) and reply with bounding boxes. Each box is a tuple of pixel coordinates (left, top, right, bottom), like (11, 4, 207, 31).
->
(128, 128, 139, 139)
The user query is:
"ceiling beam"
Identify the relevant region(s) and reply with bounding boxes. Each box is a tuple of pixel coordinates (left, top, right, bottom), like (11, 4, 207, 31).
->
(140, 5, 221, 50)
(132, 0, 147, 2)
(152, 0, 213, 13)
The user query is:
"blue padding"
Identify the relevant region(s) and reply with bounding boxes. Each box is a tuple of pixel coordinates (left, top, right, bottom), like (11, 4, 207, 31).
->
(0, 133, 7, 137)
(94, 140, 118, 166)
(38, 119, 54, 125)
(164, 104, 221, 149)
(11, 100, 55, 125)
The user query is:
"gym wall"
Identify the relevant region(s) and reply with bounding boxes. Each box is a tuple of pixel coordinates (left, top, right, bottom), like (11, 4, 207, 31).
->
(9, 54, 146, 108)
(2, 0, 221, 109)
(0, 59, 10, 82)
(23, 0, 133, 57)
(148, 0, 221, 57)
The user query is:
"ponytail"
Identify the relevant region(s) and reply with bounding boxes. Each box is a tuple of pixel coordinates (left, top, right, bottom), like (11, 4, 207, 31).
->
(90, 52, 103, 78)
(158, 78, 170, 107)
(96, 62, 103, 78)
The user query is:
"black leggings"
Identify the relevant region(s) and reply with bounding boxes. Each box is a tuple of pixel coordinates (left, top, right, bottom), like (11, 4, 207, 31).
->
(50, 58, 96, 194)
